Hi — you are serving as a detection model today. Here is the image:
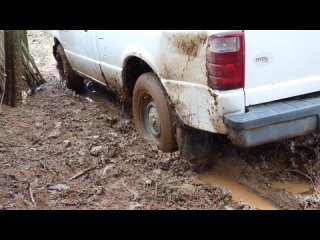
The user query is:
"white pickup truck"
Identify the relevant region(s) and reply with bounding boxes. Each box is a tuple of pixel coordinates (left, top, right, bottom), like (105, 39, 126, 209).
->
(52, 30, 320, 153)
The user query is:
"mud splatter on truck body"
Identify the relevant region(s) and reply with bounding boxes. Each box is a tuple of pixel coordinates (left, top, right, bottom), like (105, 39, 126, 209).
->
(158, 31, 244, 134)
(158, 31, 208, 84)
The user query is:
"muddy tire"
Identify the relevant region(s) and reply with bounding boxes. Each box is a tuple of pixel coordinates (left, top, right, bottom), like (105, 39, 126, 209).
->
(55, 45, 84, 93)
(133, 72, 177, 152)
(176, 124, 219, 170)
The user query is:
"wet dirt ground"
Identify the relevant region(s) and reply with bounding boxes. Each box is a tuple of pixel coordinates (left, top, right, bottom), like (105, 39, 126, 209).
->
(1, 30, 320, 210)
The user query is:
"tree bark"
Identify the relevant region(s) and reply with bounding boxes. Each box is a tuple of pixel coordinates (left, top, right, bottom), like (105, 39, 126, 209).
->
(1, 30, 44, 107)
(3, 30, 25, 107)
(20, 30, 28, 50)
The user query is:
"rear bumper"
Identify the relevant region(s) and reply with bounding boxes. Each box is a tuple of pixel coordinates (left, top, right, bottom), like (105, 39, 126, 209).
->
(224, 96, 320, 147)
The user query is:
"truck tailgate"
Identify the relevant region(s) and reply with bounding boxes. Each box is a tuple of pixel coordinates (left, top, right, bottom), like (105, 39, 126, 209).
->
(244, 30, 320, 106)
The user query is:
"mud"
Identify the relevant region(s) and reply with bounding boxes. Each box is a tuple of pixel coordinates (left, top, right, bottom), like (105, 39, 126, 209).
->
(169, 32, 208, 58)
(100, 70, 123, 101)
(200, 139, 320, 210)
(158, 32, 208, 85)
(272, 182, 318, 194)
(200, 173, 278, 210)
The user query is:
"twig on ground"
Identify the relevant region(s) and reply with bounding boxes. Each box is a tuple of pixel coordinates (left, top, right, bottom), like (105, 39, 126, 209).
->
(263, 168, 317, 189)
(128, 162, 158, 198)
(285, 169, 316, 189)
(155, 182, 158, 199)
(9, 147, 17, 166)
(121, 182, 138, 200)
(69, 166, 96, 181)
(28, 183, 36, 205)
(128, 162, 155, 183)
(0, 139, 40, 148)
(1, 160, 12, 165)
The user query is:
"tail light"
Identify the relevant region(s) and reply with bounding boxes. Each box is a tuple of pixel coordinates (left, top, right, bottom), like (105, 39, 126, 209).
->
(206, 32, 245, 90)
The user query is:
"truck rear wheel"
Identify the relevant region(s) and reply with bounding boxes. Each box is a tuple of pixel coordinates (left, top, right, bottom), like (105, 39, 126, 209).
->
(133, 72, 177, 152)
(56, 45, 84, 93)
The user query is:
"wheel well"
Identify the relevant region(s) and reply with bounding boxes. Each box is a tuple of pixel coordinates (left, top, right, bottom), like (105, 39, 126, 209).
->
(122, 57, 153, 103)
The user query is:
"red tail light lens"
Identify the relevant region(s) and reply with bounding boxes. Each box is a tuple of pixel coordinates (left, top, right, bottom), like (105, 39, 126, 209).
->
(207, 32, 245, 90)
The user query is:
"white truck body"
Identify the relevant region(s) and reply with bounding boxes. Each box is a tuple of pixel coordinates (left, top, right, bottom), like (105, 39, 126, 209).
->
(52, 30, 320, 147)
(245, 30, 320, 106)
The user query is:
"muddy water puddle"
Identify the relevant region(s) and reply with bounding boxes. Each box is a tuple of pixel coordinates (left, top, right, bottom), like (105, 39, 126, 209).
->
(272, 182, 319, 194)
(200, 173, 278, 210)
(200, 171, 320, 210)
(81, 81, 121, 117)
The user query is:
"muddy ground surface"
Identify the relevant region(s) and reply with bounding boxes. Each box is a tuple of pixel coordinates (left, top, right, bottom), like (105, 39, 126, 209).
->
(1, 30, 320, 210)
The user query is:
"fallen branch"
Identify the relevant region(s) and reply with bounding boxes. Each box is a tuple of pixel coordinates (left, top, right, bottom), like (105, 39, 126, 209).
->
(28, 183, 36, 205)
(285, 169, 316, 189)
(21, 41, 44, 85)
(69, 166, 96, 181)
(262, 168, 317, 190)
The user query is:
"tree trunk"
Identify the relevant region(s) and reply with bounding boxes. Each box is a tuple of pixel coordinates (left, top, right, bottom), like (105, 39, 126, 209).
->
(20, 30, 28, 50)
(3, 30, 25, 107)
(1, 30, 44, 107)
